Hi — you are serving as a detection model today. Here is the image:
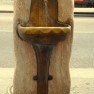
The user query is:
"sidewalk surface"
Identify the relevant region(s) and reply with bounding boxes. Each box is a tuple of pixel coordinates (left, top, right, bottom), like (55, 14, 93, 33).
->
(0, 68, 94, 94)
(0, 5, 13, 12)
(74, 8, 94, 13)
(0, 4, 94, 13)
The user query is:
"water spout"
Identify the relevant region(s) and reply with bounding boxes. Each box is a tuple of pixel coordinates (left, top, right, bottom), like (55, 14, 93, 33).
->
(43, 0, 54, 27)
(44, 0, 49, 27)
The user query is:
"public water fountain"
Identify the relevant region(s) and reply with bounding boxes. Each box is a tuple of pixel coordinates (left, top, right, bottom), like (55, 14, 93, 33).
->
(8, 0, 74, 94)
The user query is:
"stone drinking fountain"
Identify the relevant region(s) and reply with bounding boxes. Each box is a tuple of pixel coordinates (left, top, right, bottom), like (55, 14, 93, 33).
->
(7, 0, 73, 94)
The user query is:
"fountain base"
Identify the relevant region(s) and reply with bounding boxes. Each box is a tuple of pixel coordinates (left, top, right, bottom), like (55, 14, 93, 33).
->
(16, 24, 71, 94)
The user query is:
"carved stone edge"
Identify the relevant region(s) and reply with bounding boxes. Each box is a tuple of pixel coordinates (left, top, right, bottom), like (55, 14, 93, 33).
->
(17, 24, 71, 35)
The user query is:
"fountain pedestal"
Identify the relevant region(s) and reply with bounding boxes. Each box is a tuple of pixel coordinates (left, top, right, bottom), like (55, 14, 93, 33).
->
(17, 25, 71, 94)
(13, 0, 73, 94)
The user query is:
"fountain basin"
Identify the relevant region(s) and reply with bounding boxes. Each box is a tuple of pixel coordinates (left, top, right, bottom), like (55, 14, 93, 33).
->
(17, 24, 71, 45)
(18, 24, 71, 34)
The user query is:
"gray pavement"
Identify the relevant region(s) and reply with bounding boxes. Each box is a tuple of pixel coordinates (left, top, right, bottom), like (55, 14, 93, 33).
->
(0, 32, 15, 68)
(70, 32, 94, 68)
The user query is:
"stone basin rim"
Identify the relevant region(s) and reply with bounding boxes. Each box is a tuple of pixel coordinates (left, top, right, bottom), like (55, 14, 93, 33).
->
(18, 24, 71, 35)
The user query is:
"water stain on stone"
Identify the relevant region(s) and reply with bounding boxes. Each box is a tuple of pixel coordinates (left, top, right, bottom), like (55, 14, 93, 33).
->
(86, 82, 90, 85)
